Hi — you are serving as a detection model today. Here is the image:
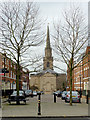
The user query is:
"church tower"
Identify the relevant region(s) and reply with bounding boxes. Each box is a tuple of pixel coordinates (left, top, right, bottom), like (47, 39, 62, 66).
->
(43, 25, 53, 70)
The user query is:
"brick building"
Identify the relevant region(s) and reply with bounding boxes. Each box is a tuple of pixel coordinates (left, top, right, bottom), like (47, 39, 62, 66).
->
(67, 46, 90, 94)
(0, 52, 30, 94)
(67, 1, 90, 93)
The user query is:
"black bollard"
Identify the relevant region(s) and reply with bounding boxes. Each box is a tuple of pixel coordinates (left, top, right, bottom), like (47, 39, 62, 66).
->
(86, 94, 88, 104)
(54, 93, 56, 103)
(38, 92, 41, 115)
(16, 96, 20, 105)
(79, 92, 81, 103)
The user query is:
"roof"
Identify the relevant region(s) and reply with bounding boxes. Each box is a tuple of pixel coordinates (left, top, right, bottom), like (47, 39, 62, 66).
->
(31, 69, 66, 77)
(31, 69, 59, 76)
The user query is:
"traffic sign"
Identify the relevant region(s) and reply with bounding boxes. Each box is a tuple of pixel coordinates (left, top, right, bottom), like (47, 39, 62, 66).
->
(2, 68, 9, 73)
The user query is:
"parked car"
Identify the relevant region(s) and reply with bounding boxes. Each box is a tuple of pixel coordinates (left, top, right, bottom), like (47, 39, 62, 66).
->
(37, 91, 44, 95)
(53, 91, 59, 95)
(8, 90, 26, 104)
(57, 91, 62, 97)
(53, 91, 56, 95)
(33, 91, 37, 96)
(65, 91, 80, 103)
(53, 91, 62, 97)
(25, 90, 32, 97)
(40, 91, 44, 94)
(62, 91, 67, 100)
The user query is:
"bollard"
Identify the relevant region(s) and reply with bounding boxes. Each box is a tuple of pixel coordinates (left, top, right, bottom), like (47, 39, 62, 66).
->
(86, 94, 88, 104)
(54, 93, 56, 103)
(79, 92, 81, 103)
(38, 92, 41, 115)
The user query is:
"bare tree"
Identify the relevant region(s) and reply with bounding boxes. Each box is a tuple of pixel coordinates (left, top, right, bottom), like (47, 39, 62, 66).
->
(25, 54, 43, 73)
(53, 5, 88, 105)
(0, 2, 45, 104)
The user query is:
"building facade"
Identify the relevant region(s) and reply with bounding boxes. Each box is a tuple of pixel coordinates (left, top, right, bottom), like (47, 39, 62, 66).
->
(30, 26, 66, 94)
(67, 46, 90, 93)
(0, 53, 29, 94)
(67, 1, 90, 92)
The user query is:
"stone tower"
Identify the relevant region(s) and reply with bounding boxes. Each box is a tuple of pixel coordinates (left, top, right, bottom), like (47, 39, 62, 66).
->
(43, 25, 53, 70)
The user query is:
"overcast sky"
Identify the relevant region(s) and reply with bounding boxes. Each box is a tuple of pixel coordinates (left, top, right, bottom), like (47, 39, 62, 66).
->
(36, 1, 88, 73)
(0, 0, 89, 73)
(38, 2, 88, 24)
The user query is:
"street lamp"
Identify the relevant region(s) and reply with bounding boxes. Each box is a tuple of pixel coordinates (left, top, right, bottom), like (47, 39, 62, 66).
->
(79, 61, 82, 103)
(79, 74, 81, 103)
(3, 53, 6, 97)
(2, 54, 9, 97)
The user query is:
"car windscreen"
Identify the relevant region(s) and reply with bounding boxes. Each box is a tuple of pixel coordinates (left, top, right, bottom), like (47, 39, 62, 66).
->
(63, 91, 67, 94)
(12, 91, 24, 95)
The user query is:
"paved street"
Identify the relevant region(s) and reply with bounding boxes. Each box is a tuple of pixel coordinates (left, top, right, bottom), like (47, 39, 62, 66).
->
(1, 117, 90, 120)
(2, 95, 89, 117)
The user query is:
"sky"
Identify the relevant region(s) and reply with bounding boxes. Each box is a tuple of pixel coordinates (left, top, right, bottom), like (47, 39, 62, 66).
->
(38, 2, 88, 23)
(0, 0, 89, 73)
(35, 1, 88, 73)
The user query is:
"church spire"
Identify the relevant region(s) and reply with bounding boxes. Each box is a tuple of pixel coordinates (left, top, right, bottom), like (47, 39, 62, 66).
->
(46, 25, 50, 48)
(43, 25, 53, 70)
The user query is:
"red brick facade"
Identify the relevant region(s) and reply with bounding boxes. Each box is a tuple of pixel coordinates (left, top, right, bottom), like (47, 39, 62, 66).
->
(67, 46, 90, 92)
(0, 53, 30, 91)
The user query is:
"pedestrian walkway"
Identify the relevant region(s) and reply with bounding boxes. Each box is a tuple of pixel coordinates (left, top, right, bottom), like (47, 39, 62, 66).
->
(1, 95, 89, 117)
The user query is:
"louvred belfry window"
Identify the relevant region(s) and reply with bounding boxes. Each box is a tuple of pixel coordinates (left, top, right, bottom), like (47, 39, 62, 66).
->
(47, 62, 50, 67)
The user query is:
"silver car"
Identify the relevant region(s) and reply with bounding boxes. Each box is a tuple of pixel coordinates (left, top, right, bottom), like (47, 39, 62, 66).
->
(65, 91, 80, 103)
(62, 91, 67, 100)
(25, 90, 32, 97)
(33, 91, 37, 96)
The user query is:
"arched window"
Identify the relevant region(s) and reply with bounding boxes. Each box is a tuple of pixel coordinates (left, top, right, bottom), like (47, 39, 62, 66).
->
(47, 62, 49, 67)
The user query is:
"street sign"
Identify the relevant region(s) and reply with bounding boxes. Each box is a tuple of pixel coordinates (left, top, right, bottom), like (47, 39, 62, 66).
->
(2, 68, 9, 73)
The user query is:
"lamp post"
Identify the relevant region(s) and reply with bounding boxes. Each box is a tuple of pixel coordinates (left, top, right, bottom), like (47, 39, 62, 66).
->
(4, 54, 6, 98)
(88, 77, 90, 104)
(79, 61, 82, 103)
(79, 74, 81, 103)
(86, 83, 88, 104)
(66, 73, 67, 91)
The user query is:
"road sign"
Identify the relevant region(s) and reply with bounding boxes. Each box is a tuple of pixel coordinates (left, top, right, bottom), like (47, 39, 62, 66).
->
(2, 68, 9, 73)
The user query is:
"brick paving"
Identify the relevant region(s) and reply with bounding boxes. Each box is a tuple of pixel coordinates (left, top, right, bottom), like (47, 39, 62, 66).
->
(2, 95, 89, 117)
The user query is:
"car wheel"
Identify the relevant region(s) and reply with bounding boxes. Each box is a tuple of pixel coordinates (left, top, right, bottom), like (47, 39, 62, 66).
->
(62, 97, 63, 100)
(65, 98, 68, 103)
(8, 100, 11, 104)
(78, 98, 81, 103)
(24, 101, 26, 105)
(24, 100, 26, 104)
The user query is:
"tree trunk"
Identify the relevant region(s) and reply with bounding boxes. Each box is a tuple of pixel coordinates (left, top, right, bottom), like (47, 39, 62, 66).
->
(16, 47, 20, 105)
(70, 57, 73, 106)
(70, 67, 72, 106)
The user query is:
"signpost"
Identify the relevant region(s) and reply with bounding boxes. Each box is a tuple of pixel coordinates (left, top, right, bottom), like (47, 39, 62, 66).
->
(2, 68, 9, 73)
(0, 68, 9, 97)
